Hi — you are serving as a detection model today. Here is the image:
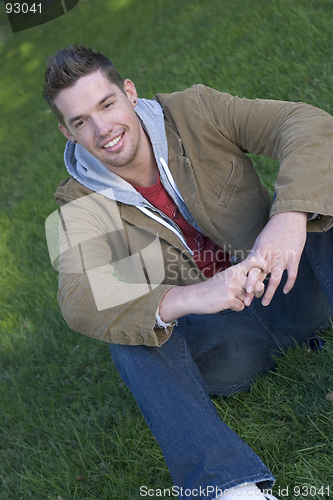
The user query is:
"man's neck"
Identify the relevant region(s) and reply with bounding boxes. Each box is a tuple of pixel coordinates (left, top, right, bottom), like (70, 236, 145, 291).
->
(128, 143, 159, 187)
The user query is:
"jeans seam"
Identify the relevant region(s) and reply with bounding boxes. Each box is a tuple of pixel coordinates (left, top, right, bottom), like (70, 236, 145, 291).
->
(180, 336, 188, 369)
(207, 375, 260, 396)
(306, 245, 333, 295)
(313, 311, 333, 334)
(180, 336, 214, 410)
(248, 304, 284, 351)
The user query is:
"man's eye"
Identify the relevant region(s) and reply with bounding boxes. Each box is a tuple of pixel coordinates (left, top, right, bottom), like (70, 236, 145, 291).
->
(75, 121, 84, 128)
(104, 102, 114, 109)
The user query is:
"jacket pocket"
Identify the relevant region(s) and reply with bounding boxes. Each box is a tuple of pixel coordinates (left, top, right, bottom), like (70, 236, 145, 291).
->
(218, 157, 242, 208)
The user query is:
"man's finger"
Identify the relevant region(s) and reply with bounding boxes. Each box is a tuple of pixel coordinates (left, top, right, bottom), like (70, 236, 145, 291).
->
(261, 266, 284, 306)
(245, 267, 264, 293)
(254, 280, 265, 297)
(247, 252, 270, 274)
(244, 282, 265, 307)
(244, 293, 254, 307)
(283, 263, 299, 294)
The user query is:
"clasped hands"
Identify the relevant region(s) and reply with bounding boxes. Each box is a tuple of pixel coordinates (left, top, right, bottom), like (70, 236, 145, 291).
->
(158, 211, 308, 322)
(240, 211, 307, 309)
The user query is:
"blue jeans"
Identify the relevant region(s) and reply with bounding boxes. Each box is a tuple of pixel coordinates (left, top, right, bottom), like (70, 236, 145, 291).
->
(109, 228, 333, 500)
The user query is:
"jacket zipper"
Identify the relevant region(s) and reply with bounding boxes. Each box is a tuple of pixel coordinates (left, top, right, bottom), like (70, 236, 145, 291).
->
(138, 204, 194, 256)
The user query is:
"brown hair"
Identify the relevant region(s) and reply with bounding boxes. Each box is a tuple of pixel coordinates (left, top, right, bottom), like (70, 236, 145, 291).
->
(43, 44, 125, 125)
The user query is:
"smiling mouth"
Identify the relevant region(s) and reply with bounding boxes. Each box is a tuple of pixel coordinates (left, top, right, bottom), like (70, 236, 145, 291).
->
(102, 133, 123, 149)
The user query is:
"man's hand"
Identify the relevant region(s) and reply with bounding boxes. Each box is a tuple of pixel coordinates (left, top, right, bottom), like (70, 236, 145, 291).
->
(158, 258, 266, 323)
(196, 259, 266, 314)
(245, 211, 307, 307)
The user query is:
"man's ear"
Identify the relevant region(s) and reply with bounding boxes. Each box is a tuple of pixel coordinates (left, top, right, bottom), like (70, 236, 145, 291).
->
(58, 123, 76, 142)
(123, 79, 138, 107)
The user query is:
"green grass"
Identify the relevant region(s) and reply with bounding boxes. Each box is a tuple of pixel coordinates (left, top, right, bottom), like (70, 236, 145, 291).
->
(0, 0, 333, 498)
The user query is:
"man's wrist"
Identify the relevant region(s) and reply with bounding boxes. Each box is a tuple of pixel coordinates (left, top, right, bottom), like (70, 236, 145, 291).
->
(155, 305, 178, 331)
(272, 210, 307, 217)
(271, 210, 308, 223)
(158, 286, 190, 323)
(158, 283, 204, 323)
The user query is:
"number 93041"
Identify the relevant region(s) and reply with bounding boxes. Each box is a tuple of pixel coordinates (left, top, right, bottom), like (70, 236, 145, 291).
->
(6, 3, 42, 14)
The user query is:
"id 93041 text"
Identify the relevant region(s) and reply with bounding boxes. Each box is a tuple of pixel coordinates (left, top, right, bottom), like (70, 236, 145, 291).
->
(5, 3, 42, 14)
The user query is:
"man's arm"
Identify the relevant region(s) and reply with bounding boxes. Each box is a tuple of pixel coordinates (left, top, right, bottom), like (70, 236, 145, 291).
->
(159, 259, 266, 323)
(199, 86, 332, 303)
(163, 84, 333, 228)
(204, 86, 333, 219)
(54, 190, 175, 347)
(159, 86, 333, 305)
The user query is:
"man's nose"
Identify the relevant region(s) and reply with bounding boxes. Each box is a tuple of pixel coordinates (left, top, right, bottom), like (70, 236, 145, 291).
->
(93, 115, 113, 137)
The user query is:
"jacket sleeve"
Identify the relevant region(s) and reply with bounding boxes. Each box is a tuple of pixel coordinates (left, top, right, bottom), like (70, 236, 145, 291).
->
(198, 84, 333, 231)
(55, 190, 174, 346)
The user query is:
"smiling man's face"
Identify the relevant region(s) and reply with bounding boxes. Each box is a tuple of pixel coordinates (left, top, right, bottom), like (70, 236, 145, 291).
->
(54, 70, 143, 171)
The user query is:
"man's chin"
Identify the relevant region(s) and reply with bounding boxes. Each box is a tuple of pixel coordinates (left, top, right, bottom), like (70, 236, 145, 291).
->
(100, 156, 134, 170)
(99, 150, 138, 170)
(101, 158, 129, 169)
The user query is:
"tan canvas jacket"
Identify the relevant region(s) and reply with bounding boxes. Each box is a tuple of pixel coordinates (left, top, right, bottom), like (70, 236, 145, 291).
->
(54, 85, 333, 346)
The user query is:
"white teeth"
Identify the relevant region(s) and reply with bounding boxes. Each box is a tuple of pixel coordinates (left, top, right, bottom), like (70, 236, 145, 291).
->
(103, 134, 122, 148)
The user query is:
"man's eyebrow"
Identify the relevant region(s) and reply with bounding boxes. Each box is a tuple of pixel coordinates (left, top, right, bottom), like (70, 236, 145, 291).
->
(68, 114, 84, 126)
(97, 92, 116, 106)
(68, 93, 117, 127)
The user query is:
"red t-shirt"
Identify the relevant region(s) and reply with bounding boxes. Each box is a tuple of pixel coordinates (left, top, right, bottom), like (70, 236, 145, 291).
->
(133, 176, 230, 278)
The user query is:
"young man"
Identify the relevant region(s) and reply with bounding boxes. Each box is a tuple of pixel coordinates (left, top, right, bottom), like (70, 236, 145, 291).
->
(44, 45, 333, 500)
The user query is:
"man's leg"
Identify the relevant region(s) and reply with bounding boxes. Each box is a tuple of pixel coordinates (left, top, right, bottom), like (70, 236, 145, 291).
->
(108, 228, 332, 499)
(109, 328, 274, 500)
(189, 230, 332, 395)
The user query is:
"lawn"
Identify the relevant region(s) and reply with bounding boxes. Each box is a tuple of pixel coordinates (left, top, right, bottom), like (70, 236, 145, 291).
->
(0, 0, 333, 498)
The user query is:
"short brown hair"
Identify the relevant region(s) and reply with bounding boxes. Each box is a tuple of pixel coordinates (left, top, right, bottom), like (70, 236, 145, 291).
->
(43, 44, 125, 125)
